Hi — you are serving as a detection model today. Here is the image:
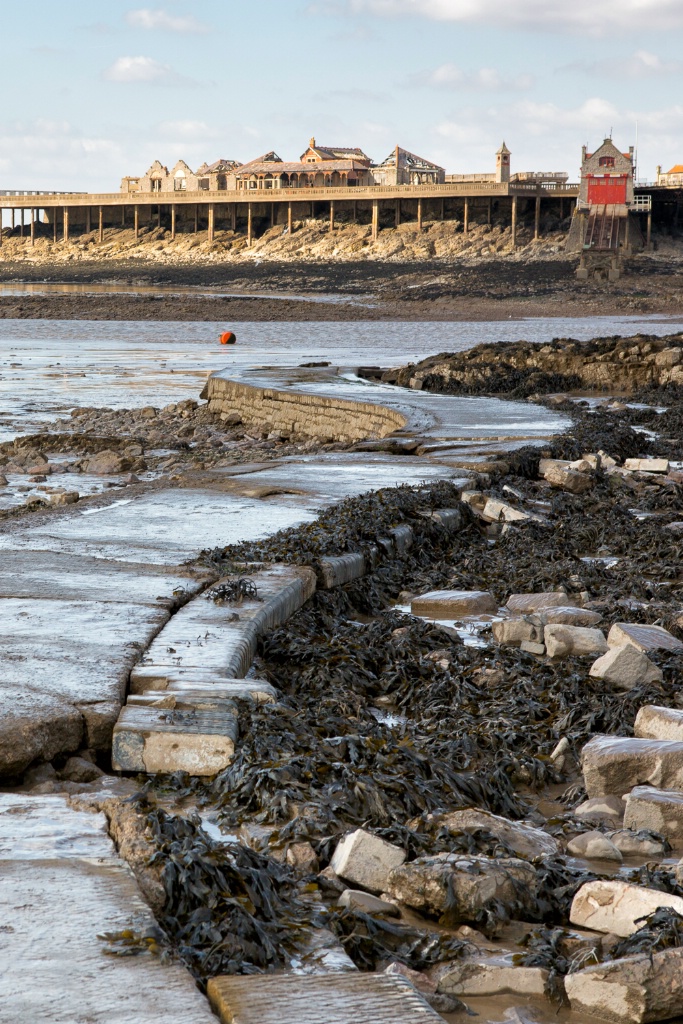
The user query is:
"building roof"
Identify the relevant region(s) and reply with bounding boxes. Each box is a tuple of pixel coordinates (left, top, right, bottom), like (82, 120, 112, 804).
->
(375, 146, 443, 171)
(300, 138, 372, 164)
(196, 158, 240, 174)
(235, 159, 369, 176)
(665, 164, 683, 174)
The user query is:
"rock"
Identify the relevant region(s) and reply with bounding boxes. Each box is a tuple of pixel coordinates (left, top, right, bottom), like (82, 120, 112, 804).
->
(565, 947, 683, 1023)
(385, 853, 537, 919)
(623, 786, 683, 848)
(550, 736, 570, 770)
(285, 842, 319, 875)
(574, 795, 625, 823)
(49, 491, 79, 506)
(541, 606, 603, 627)
(59, 756, 106, 783)
(417, 808, 559, 859)
(506, 592, 578, 614)
(607, 622, 683, 654)
(623, 458, 670, 473)
(492, 618, 542, 646)
(520, 640, 545, 655)
(480, 499, 531, 523)
(570, 879, 683, 937)
(0, 475, 7, 486)
(23, 762, 58, 787)
(411, 590, 498, 618)
(84, 450, 133, 475)
(665, 521, 683, 533)
(567, 831, 623, 862)
(338, 889, 400, 917)
(382, 963, 464, 1014)
(330, 829, 406, 894)
(607, 826, 669, 857)
(220, 411, 243, 425)
(538, 458, 571, 475)
(436, 957, 549, 998)
(544, 464, 594, 494)
(544, 625, 607, 659)
(317, 866, 347, 895)
(590, 646, 663, 690)
(635, 705, 683, 742)
(582, 735, 683, 798)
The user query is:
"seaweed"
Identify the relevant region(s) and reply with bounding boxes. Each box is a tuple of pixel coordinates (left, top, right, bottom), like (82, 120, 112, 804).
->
(611, 907, 683, 959)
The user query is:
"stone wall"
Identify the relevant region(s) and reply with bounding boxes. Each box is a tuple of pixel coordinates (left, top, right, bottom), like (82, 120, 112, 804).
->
(204, 374, 407, 443)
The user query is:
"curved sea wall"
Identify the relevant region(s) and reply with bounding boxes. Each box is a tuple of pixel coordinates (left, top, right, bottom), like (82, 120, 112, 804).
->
(203, 373, 407, 443)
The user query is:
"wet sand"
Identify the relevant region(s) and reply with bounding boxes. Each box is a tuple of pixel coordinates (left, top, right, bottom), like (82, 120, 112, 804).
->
(1, 257, 682, 320)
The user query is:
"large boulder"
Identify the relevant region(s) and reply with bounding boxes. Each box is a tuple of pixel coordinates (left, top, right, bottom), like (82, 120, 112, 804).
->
(607, 623, 683, 654)
(570, 879, 683, 937)
(635, 706, 683, 742)
(506, 592, 578, 615)
(330, 829, 406, 895)
(544, 625, 608, 659)
(84, 450, 133, 476)
(581, 735, 683, 798)
(543, 464, 594, 494)
(385, 853, 537, 919)
(565, 947, 683, 1023)
(623, 786, 683, 848)
(435, 956, 549, 998)
(417, 808, 558, 860)
(590, 647, 663, 690)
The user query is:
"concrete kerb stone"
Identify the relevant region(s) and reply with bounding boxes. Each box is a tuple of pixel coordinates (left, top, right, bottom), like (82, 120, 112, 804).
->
(581, 735, 683, 798)
(623, 785, 683, 847)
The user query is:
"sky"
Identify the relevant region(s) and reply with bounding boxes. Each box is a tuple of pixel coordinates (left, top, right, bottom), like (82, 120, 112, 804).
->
(1, 0, 682, 192)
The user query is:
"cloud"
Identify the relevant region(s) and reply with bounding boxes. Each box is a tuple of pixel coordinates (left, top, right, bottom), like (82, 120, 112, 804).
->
(316, 0, 683, 34)
(125, 8, 208, 32)
(0, 118, 124, 191)
(103, 55, 197, 85)
(564, 49, 683, 77)
(157, 120, 216, 139)
(414, 63, 533, 91)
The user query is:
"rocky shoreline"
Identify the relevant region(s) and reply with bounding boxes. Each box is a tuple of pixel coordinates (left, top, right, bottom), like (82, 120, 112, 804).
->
(4, 331, 683, 1022)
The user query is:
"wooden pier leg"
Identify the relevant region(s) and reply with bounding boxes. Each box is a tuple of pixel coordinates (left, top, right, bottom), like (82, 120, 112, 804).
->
(624, 214, 630, 251)
(157, 206, 161, 230)
(534, 192, 541, 241)
(487, 197, 492, 228)
(329, 200, 335, 232)
(194, 205, 199, 234)
(86, 207, 91, 234)
(271, 203, 275, 228)
(30, 209, 35, 245)
(560, 198, 564, 222)
(208, 203, 215, 243)
(20, 208, 24, 238)
(371, 198, 379, 241)
(63, 207, 69, 243)
(171, 204, 176, 240)
(98, 206, 103, 243)
(54, 211, 58, 243)
(231, 204, 237, 232)
(247, 203, 253, 246)
(287, 202, 292, 234)
(121, 206, 125, 227)
(11, 209, 15, 231)
(440, 198, 445, 221)
(511, 196, 518, 247)
(463, 198, 469, 234)
(352, 200, 357, 224)
(647, 209, 652, 248)
(134, 205, 139, 240)
(395, 199, 401, 227)
(417, 198, 423, 232)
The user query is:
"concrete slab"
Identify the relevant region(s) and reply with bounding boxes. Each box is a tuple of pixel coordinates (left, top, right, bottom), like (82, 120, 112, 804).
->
(128, 666, 276, 701)
(0, 794, 216, 1024)
(207, 973, 444, 1024)
(112, 704, 238, 775)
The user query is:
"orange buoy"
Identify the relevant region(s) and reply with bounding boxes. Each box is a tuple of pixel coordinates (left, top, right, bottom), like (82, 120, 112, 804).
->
(220, 331, 236, 345)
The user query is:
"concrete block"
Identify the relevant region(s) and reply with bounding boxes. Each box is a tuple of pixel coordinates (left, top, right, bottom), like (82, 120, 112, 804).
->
(112, 705, 237, 776)
(492, 617, 541, 646)
(520, 640, 545, 655)
(318, 552, 366, 589)
(608, 622, 683, 654)
(429, 507, 462, 532)
(570, 879, 683, 937)
(388, 524, 413, 556)
(623, 785, 683, 848)
(331, 829, 406, 894)
(208, 973, 444, 1024)
(590, 646, 663, 690)
(480, 499, 530, 523)
(338, 889, 400, 916)
(544, 624, 607, 659)
(574, 795, 625, 822)
(635, 705, 683, 742)
(436, 958, 548, 998)
(544, 464, 594, 494)
(541, 606, 603, 627)
(411, 589, 498, 618)
(566, 947, 683, 1023)
(420, 807, 559, 858)
(623, 458, 670, 473)
(506, 592, 578, 614)
(129, 665, 276, 701)
(582, 735, 683, 798)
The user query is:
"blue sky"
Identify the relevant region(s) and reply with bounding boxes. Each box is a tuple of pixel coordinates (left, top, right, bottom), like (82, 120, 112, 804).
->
(1, 0, 682, 191)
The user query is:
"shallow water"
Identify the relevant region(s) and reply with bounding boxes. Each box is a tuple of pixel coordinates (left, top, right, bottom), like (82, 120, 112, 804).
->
(2, 314, 681, 441)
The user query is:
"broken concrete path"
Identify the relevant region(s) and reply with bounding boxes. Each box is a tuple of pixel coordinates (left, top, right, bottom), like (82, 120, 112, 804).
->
(0, 793, 216, 1024)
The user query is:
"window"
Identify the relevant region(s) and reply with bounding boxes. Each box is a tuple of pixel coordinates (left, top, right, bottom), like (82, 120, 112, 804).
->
(599, 156, 615, 168)
(151, 179, 161, 192)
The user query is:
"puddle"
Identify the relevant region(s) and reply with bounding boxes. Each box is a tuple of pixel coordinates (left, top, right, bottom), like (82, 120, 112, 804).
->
(394, 603, 497, 647)
(80, 499, 134, 516)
